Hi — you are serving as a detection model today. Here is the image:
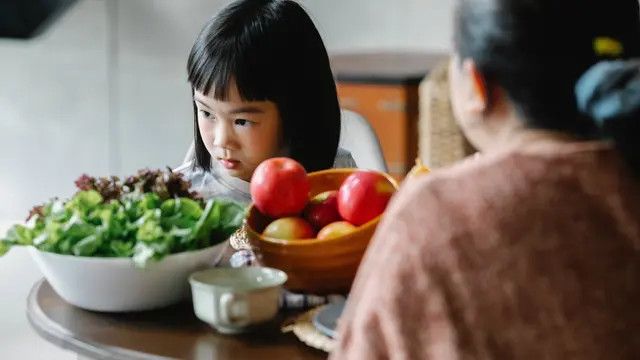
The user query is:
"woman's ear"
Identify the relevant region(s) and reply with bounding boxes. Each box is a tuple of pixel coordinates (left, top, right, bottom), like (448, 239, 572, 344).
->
(449, 56, 495, 130)
(462, 58, 489, 114)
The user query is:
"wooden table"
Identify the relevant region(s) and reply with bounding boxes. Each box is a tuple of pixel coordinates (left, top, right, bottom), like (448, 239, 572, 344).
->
(27, 280, 326, 360)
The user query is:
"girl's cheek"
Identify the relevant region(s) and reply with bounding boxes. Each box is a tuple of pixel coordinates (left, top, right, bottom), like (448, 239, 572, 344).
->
(198, 118, 211, 131)
(198, 121, 215, 148)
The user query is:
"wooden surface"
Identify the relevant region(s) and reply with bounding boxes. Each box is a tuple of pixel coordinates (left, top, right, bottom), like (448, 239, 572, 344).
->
(330, 51, 448, 85)
(335, 83, 420, 177)
(27, 279, 326, 360)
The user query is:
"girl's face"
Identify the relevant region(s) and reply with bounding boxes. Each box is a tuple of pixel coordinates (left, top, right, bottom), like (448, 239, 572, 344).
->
(194, 80, 282, 181)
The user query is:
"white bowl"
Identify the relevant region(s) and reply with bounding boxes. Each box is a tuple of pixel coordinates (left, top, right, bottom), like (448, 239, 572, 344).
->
(29, 242, 226, 312)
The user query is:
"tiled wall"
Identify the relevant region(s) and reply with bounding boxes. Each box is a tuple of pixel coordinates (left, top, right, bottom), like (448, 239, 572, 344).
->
(0, 0, 452, 357)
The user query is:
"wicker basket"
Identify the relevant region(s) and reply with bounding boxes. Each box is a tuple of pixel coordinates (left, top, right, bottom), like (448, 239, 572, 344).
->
(418, 60, 476, 168)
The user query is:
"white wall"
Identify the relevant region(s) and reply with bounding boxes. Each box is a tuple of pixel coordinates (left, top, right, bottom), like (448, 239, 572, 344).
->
(0, 1, 110, 222)
(0, 1, 109, 357)
(304, 0, 453, 52)
(1, 0, 453, 220)
(0, 0, 452, 358)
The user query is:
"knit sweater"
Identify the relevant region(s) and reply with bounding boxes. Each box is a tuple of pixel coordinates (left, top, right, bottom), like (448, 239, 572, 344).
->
(332, 141, 640, 360)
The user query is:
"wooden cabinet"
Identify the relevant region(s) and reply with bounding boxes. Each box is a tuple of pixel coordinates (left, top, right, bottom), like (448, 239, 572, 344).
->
(336, 83, 419, 176)
(331, 52, 448, 178)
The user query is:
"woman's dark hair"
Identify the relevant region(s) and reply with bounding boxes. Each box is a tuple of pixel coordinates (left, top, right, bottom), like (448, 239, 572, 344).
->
(187, 0, 340, 173)
(453, 0, 640, 172)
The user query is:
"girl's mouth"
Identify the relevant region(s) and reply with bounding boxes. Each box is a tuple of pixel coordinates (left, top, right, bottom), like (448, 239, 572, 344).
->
(219, 158, 240, 170)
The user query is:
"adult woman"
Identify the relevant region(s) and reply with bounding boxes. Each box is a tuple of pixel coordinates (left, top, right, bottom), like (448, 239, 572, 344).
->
(331, 0, 640, 358)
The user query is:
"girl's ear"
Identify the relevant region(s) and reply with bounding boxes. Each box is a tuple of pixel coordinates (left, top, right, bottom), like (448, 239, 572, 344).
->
(462, 58, 489, 114)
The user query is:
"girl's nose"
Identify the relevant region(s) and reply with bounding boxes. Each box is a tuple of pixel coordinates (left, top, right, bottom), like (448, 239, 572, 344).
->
(212, 120, 236, 150)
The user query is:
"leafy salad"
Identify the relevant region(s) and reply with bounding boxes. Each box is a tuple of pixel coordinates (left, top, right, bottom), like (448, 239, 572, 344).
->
(0, 169, 245, 267)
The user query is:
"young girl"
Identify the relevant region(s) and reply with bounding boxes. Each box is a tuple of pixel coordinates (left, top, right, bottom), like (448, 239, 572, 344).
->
(174, 1, 356, 294)
(175, 0, 355, 204)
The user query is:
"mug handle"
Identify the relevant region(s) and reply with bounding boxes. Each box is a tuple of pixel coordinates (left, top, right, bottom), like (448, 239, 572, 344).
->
(220, 293, 250, 327)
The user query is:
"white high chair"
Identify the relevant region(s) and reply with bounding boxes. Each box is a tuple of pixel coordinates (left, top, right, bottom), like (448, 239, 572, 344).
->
(337, 109, 387, 171)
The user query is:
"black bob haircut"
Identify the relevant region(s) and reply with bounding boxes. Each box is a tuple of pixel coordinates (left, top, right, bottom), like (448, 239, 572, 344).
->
(453, 0, 640, 136)
(187, 0, 341, 173)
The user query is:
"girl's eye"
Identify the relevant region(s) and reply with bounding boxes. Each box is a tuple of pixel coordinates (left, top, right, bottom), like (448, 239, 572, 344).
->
(199, 109, 214, 119)
(234, 119, 251, 127)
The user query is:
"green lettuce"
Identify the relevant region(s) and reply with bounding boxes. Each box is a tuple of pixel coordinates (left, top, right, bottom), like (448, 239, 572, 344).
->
(0, 189, 245, 267)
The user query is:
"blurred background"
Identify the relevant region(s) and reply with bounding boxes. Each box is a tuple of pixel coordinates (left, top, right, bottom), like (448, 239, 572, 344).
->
(0, 0, 452, 358)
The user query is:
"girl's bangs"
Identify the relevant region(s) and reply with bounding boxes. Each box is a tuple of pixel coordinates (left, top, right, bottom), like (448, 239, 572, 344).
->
(187, 45, 266, 102)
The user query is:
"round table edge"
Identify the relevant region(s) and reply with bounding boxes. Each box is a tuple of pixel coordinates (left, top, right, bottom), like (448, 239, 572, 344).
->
(26, 279, 173, 360)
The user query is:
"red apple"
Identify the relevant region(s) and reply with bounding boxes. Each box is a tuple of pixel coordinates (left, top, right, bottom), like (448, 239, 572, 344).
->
(262, 217, 315, 240)
(303, 190, 341, 230)
(250, 157, 310, 218)
(317, 221, 357, 240)
(337, 171, 395, 226)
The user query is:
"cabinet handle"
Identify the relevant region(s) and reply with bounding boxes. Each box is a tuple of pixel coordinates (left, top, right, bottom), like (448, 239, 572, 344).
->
(378, 99, 406, 112)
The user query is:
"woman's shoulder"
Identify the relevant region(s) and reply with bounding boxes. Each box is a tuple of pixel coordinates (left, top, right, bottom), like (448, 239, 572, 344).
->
(395, 143, 624, 223)
(390, 151, 543, 225)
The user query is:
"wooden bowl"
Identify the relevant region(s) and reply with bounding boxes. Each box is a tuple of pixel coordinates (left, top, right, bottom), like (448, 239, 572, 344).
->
(245, 168, 398, 295)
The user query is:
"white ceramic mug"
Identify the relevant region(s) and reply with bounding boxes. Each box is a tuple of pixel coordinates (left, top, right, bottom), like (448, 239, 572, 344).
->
(189, 267, 287, 334)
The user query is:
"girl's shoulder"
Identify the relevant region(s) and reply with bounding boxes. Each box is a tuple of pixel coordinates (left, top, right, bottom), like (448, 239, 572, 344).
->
(173, 161, 251, 204)
(173, 161, 195, 175)
(333, 147, 357, 168)
(174, 160, 207, 185)
(173, 160, 211, 195)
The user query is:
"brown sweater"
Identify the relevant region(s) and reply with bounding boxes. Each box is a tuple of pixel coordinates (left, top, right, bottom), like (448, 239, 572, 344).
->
(331, 141, 640, 360)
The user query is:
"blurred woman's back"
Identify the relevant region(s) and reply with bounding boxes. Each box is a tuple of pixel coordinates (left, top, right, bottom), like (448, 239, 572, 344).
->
(331, 0, 640, 358)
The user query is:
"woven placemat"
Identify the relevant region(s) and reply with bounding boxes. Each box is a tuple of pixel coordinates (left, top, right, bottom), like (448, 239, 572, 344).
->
(282, 306, 335, 353)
